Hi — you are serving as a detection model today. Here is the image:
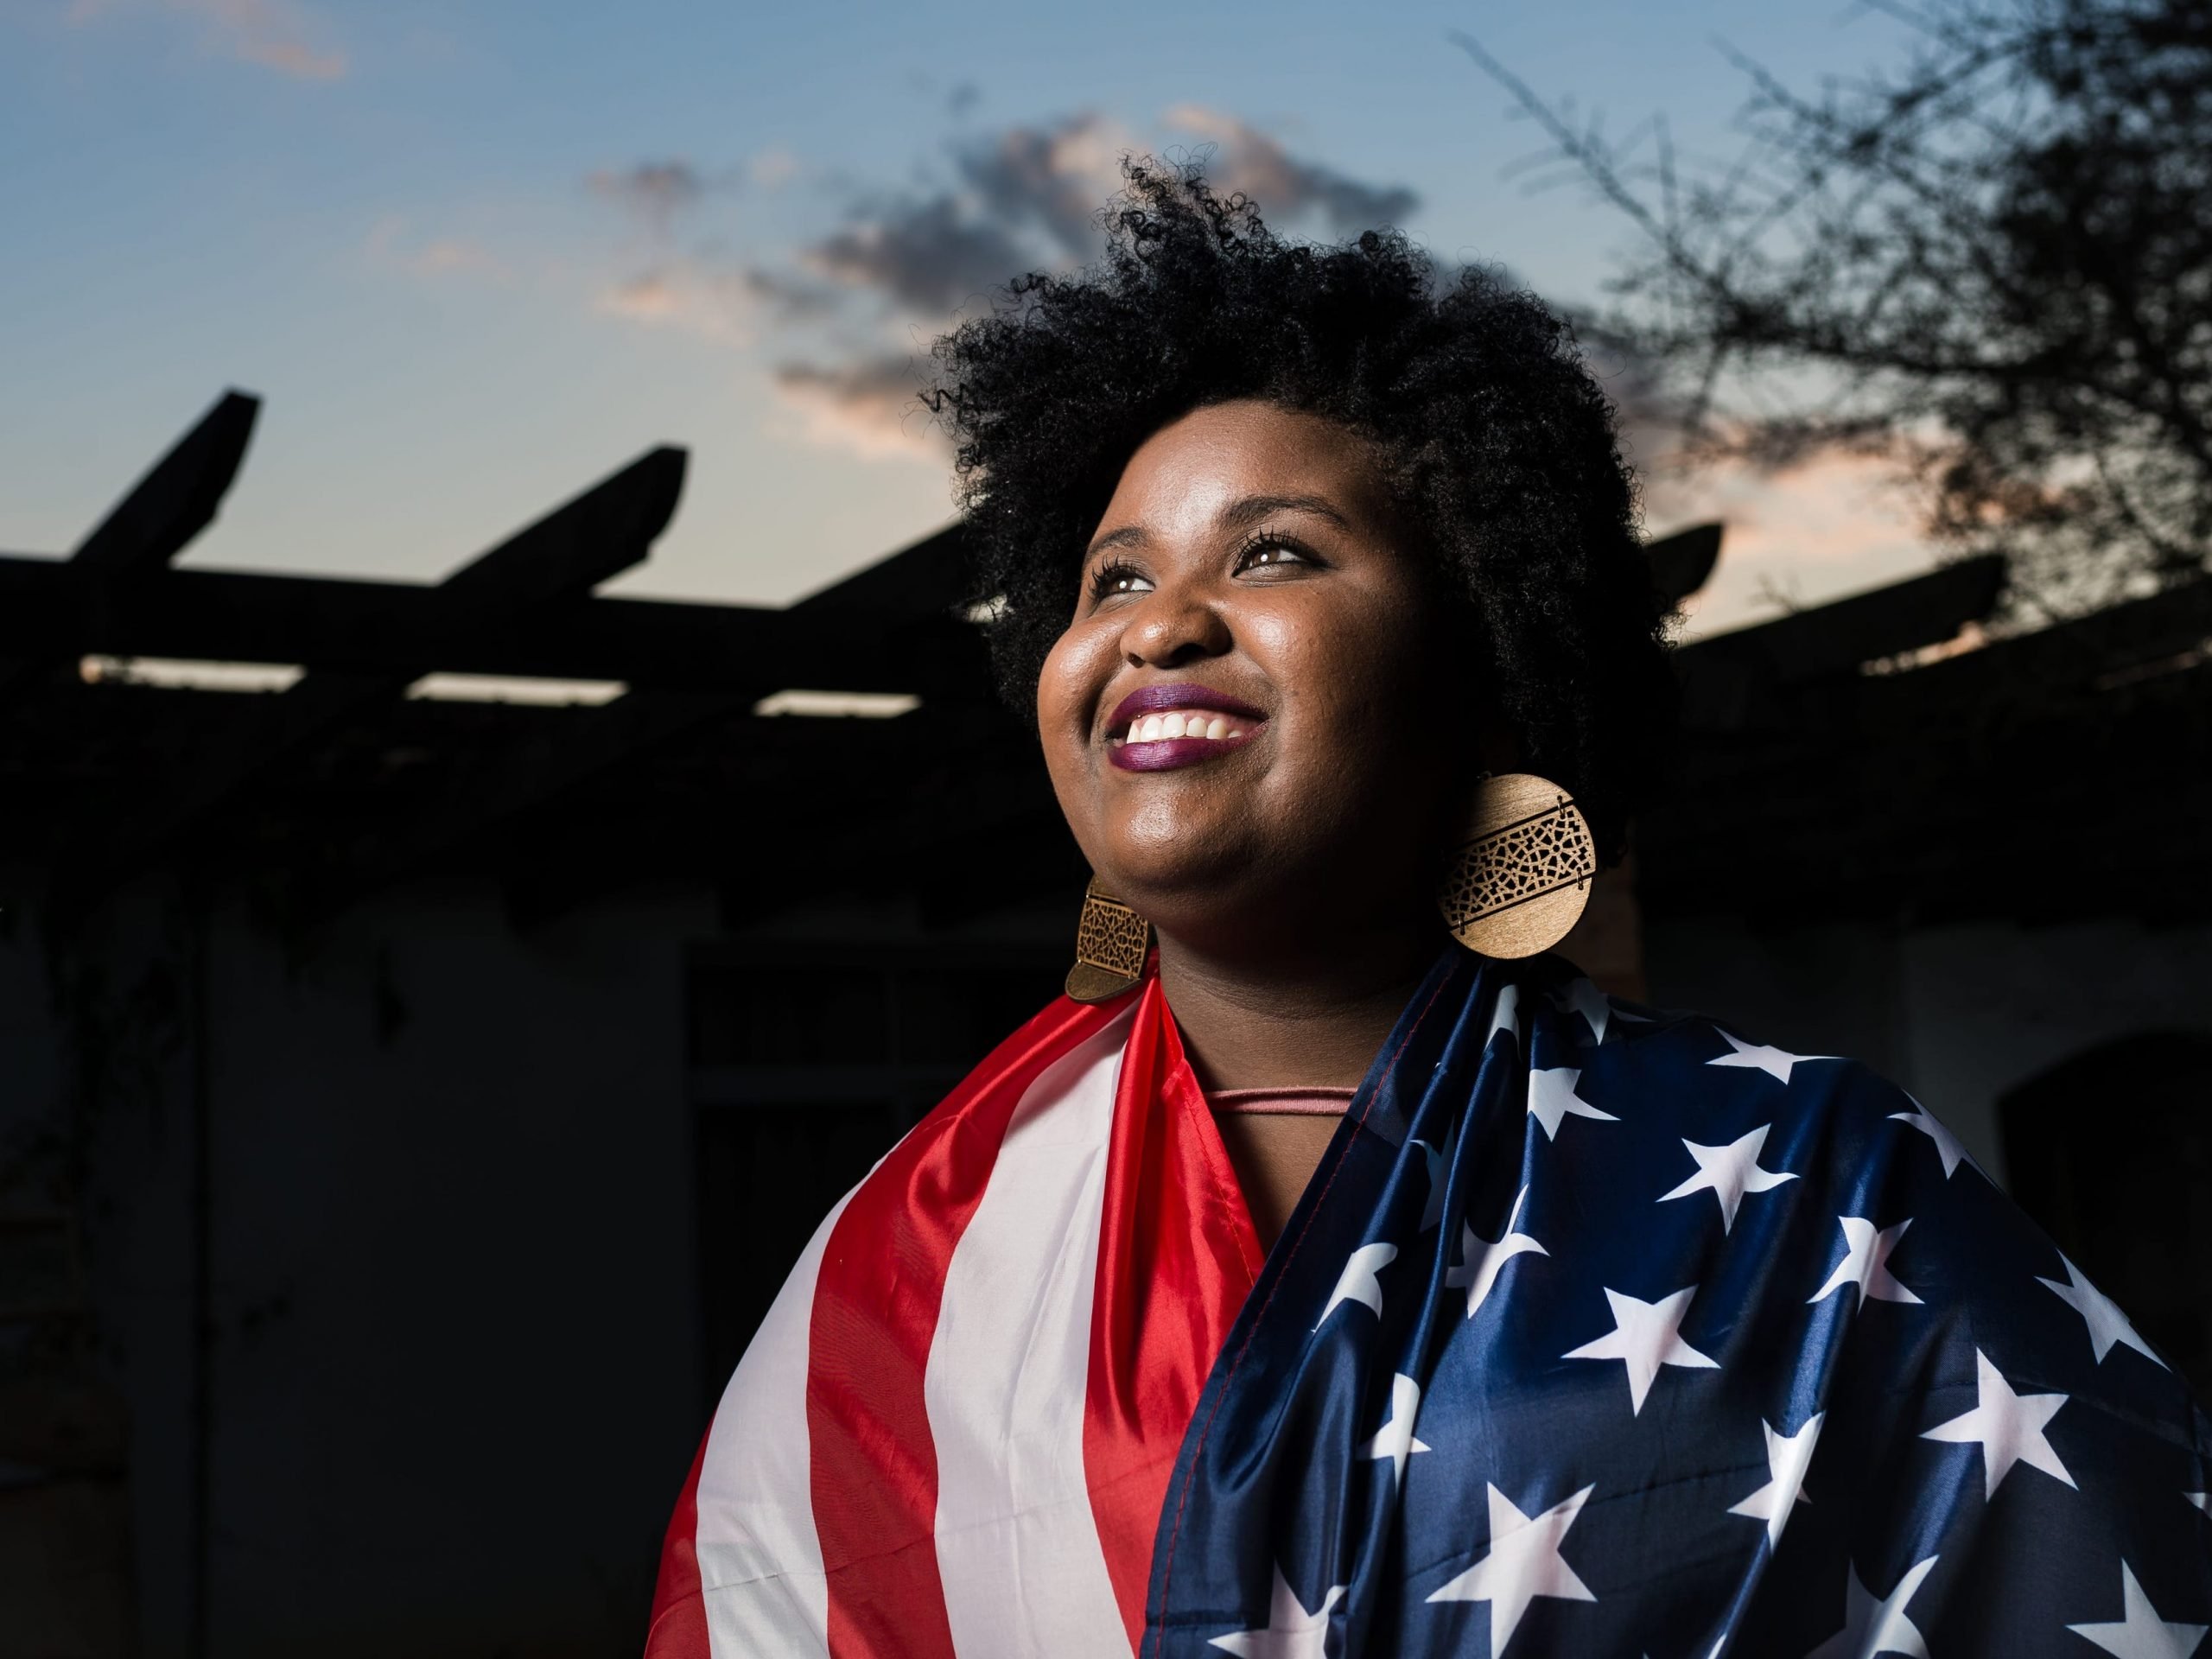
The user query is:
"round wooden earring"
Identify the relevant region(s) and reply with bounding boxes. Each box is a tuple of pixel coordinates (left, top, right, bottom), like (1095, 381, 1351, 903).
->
(1436, 773, 1598, 959)
(1065, 876, 1153, 1002)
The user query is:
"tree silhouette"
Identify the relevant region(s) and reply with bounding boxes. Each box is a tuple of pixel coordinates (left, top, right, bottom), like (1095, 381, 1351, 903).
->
(1461, 0, 2212, 616)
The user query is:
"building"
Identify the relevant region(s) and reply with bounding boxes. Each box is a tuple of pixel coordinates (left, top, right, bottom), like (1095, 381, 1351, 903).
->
(3, 391, 2207, 1656)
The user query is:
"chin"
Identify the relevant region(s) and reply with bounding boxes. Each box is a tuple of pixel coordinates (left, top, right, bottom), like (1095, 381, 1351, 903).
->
(1103, 831, 1333, 956)
(1102, 842, 1255, 914)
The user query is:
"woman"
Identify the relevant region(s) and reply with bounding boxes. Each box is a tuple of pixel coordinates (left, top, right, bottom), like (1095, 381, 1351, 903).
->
(647, 165, 2209, 1656)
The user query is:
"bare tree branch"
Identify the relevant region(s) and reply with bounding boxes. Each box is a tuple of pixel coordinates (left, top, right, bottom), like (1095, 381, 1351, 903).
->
(1463, 0, 2212, 613)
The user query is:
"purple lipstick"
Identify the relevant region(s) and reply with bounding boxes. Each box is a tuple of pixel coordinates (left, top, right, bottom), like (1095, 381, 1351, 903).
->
(1105, 681, 1268, 772)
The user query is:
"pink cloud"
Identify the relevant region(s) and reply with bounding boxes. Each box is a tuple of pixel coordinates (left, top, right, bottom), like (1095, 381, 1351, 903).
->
(592, 259, 758, 345)
(770, 359, 941, 461)
(1655, 451, 1939, 636)
(364, 218, 513, 283)
(68, 0, 346, 81)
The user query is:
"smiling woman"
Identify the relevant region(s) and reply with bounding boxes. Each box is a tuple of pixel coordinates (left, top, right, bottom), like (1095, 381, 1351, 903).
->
(645, 164, 2212, 1659)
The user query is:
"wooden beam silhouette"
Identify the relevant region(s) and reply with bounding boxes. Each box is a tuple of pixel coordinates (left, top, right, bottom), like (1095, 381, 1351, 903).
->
(0, 389, 259, 700)
(77, 445, 688, 886)
(71, 389, 259, 573)
(0, 560, 950, 695)
(304, 523, 986, 925)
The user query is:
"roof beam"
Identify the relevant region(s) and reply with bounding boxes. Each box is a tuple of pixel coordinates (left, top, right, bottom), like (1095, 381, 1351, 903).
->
(1646, 522, 1722, 609)
(787, 521, 970, 618)
(0, 477, 999, 703)
(298, 527, 993, 922)
(0, 389, 259, 703)
(1675, 553, 2008, 730)
(73, 447, 689, 885)
(424, 444, 684, 605)
(70, 389, 260, 574)
(0, 560, 973, 696)
(1682, 553, 2007, 682)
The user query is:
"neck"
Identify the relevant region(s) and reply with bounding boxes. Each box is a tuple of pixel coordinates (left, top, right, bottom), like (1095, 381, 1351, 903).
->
(1154, 919, 1442, 1092)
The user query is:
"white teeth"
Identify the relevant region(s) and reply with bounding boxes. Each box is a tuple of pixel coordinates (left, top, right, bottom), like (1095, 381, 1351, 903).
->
(1119, 708, 1257, 743)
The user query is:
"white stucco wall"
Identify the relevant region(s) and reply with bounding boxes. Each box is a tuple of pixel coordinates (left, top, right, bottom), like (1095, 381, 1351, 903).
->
(1643, 912, 2212, 1189)
(1891, 918, 2212, 1190)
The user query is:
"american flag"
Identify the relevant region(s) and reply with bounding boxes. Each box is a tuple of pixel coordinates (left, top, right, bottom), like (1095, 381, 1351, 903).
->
(647, 950, 2212, 1657)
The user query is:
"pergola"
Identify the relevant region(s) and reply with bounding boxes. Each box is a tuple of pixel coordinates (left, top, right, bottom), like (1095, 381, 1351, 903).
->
(5, 386, 2207, 939)
(1, 390, 1031, 935)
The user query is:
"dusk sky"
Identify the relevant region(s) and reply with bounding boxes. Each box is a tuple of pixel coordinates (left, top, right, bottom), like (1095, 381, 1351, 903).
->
(4, 0, 1937, 638)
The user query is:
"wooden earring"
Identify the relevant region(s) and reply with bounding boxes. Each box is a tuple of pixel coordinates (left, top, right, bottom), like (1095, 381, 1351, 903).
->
(1437, 773, 1597, 959)
(1065, 876, 1152, 1002)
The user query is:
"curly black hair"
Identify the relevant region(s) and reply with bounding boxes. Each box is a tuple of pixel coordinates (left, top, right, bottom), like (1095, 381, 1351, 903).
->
(924, 160, 1675, 861)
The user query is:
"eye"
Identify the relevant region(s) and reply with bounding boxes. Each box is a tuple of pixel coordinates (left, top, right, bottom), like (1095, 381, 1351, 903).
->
(1234, 532, 1316, 575)
(1089, 559, 1154, 601)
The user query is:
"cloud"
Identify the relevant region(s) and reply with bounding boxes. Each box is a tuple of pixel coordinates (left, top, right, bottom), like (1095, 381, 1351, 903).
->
(1566, 334, 1936, 631)
(587, 161, 710, 237)
(1662, 450, 1934, 636)
(593, 259, 756, 344)
(68, 0, 347, 79)
(783, 108, 1421, 333)
(771, 356, 940, 459)
(410, 238, 507, 278)
(365, 217, 512, 283)
(956, 111, 1136, 257)
(741, 264, 840, 320)
(577, 111, 1420, 466)
(801, 194, 1030, 315)
(595, 270, 688, 322)
(750, 147, 800, 189)
(1162, 105, 1417, 232)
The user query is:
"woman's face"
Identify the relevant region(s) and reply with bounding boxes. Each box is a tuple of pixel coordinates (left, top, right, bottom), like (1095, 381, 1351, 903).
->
(1038, 399, 1467, 956)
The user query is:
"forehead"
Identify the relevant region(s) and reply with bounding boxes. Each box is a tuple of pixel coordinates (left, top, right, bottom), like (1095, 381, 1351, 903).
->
(1096, 400, 1390, 537)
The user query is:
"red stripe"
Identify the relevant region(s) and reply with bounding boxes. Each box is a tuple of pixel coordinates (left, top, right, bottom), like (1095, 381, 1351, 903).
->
(1083, 978, 1264, 1651)
(642, 1425, 711, 1659)
(805, 990, 1122, 1659)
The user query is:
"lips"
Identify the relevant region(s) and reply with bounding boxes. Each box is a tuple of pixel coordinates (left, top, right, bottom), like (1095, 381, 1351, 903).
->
(1104, 680, 1268, 773)
(1106, 681, 1267, 736)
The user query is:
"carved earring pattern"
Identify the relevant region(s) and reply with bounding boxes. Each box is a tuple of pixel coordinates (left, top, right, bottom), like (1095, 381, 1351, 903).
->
(1065, 876, 1152, 1002)
(1437, 772, 1597, 959)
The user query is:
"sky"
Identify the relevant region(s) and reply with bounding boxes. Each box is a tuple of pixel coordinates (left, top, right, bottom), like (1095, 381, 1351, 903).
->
(2, 0, 1940, 639)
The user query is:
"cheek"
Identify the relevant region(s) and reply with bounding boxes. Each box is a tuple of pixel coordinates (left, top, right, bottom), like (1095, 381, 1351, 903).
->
(1035, 627, 1104, 788)
(1268, 588, 1436, 732)
(1036, 626, 1090, 731)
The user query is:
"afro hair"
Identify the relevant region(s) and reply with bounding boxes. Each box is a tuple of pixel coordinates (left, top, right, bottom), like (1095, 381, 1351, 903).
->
(924, 159, 1675, 861)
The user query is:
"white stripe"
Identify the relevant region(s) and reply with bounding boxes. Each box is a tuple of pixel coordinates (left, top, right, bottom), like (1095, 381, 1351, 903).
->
(925, 1009, 1135, 1657)
(694, 1187, 852, 1658)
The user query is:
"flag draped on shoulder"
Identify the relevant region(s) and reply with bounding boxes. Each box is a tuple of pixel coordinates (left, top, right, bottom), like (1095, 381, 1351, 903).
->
(649, 950, 2212, 1658)
(646, 977, 1262, 1658)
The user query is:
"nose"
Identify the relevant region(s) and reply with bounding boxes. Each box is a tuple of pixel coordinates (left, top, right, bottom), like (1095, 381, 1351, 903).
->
(1119, 581, 1232, 670)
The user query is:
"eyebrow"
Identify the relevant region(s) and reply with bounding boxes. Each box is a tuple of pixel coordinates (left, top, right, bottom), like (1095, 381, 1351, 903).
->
(1083, 492, 1354, 563)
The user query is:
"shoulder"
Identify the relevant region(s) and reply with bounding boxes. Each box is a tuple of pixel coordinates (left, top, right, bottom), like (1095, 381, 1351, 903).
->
(1573, 982, 2204, 1424)
(1541, 977, 1941, 1177)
